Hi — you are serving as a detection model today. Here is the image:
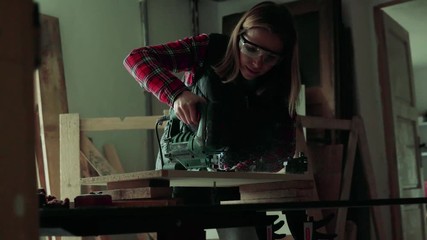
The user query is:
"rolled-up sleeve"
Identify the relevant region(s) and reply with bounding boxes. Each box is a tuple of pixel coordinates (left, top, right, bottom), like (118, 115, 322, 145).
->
(123, 34, 209, 106)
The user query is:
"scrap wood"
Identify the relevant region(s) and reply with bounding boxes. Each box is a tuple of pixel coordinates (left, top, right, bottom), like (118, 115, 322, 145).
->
(103, 143, 125, 173)
(80, 151, 98, 178)
(35, 107, 47, 190)
(239, 180, 314, 193)
(307, 144, 343, 201)
(107, 179, 170, 190)
(80, 135, 117, 176)
(112, 198, 182, 207)
(240, 188, 313, 200)
(221, 197, 312, 205)
(103, 187, 172, 200)
(80, 151, 104, 193)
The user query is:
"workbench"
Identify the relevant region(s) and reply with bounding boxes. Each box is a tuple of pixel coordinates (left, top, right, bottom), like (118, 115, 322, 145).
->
(41, 169, 427, 239)
(39, 197, 427, 238)
(79, 169, 312, 187)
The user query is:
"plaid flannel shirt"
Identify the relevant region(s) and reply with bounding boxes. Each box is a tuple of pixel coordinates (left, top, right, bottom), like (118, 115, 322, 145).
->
(123, 34, 209, 106)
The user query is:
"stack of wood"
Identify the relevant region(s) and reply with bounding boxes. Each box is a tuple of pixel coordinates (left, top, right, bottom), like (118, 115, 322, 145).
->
(101, 179, 181, 207)
(223, 180, 315, 204)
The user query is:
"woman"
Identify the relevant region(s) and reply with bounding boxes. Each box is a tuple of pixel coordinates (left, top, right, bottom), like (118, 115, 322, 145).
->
(124, 1, 303, 239)
(124, 1, 299, 172)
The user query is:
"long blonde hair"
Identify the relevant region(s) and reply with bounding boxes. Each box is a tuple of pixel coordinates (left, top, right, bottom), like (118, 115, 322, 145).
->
(214, 1, 300, 116)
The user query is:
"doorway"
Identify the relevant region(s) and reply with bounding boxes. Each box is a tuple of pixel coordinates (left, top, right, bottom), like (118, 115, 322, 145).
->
(375, 1, 427, 239)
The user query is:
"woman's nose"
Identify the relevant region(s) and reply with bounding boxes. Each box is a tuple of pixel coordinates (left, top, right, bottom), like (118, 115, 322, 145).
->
(251, 56, 263, 68)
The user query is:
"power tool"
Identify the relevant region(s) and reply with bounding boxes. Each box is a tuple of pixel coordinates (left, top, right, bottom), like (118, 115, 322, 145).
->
(159, 103, 227, 170)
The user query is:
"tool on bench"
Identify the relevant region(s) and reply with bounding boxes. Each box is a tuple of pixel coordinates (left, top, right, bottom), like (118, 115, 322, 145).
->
(156, 102, 310, 172)
(157, 103, 227, 170)
(285, 152, 308, 174)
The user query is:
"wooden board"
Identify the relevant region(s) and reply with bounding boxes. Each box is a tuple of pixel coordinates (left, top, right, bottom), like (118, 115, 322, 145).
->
(103, 187, 172, 200)
(37, 14, 69, 197)
(239, 180, 314, 192)
(222, 197, 312, 205)
(80, 116, 166, 131)
(103, 144, 125, 173)
(113, 199, 181, 207)
(80, 135, 117, 176)
(81, 170, 312, 187)
(107, 179, 170, 190)
(240, 189, 313, 200)
(308, 144, 343, 201)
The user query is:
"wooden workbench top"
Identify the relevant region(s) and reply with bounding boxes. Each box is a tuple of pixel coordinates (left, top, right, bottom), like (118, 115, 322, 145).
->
(80, 170, 311, 187)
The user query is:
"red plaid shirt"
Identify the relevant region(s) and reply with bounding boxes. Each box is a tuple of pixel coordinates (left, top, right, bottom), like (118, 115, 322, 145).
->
(123, 33, 296, 172)
(123, 34, 209, 106)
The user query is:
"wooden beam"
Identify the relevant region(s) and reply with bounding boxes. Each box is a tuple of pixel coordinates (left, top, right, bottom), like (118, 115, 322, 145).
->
(80, 115, 166, 131)
(103, 187, 172, 200)
(37, 15, 69, 197)
(59, 113, 81, 200)
(80, 135, 118, 176)
(103, 144, 125, 173)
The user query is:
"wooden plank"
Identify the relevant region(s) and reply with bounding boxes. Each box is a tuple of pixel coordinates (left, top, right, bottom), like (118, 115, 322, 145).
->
(357, 116, 387, 239)
(59, 113, 81, 200)
(113, 199, 181, 207)
(240, 189, 313, 200)
(80, 151, 96, 178)
(80, 170, 313, 187)
(107, 179, 170, 190)
(308, 144, 343, 201)
(38, 15, 69, 197)
(300, 115, 352, 130)
(80, 151, 103, 194)
(239, 180, 314, 193)
(103, 187, 172, 200)
(334, 117, 359, 239)
(221, 197, 311, 205)
(308, 144, 343, 233)
(80, 135, 118, 176)
(80, 116, 166, 131)
(35, 107, 47, 190)
(103, 144, 125, 173)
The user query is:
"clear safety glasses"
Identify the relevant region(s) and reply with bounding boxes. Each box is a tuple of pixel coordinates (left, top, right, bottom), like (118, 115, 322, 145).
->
(239, 34, 283, 65)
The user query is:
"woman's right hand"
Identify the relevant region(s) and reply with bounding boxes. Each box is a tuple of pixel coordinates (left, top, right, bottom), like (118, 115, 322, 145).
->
(172, 91, 206, 126)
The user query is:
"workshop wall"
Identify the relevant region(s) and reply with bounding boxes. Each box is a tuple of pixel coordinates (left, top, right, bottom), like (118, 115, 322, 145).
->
(34, 0, 191, 172)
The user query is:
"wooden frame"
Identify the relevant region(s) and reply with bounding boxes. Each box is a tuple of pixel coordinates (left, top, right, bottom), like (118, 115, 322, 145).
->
(296, 116, 386, 239)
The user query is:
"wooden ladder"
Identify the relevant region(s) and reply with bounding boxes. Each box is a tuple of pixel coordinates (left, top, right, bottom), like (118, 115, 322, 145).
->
(296, 115, 386, 240)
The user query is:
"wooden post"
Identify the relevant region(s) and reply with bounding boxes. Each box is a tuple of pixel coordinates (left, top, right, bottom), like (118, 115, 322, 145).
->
(59, 114, 81, 201)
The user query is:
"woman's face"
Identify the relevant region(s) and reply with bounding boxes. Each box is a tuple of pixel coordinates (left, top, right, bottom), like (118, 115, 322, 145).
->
(238, 27, 283, 80)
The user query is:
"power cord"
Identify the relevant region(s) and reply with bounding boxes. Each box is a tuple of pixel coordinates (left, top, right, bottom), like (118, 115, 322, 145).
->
(156, 115, 170, 168)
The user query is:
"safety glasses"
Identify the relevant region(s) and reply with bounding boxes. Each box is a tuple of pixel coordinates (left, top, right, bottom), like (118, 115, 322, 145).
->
(239, 34, 283, 65)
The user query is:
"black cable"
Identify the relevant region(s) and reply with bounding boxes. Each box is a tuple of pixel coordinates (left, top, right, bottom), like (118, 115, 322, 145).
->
(156, 115, 169, 168)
